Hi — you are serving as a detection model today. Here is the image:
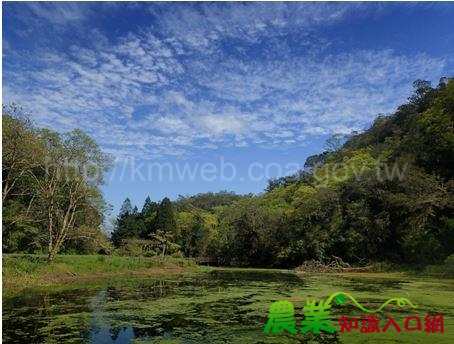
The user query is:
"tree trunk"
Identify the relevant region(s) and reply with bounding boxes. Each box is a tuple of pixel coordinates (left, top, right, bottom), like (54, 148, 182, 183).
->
(46, 202, 76, 262)
(47, 233, 64, 262)
(47, 247, 57, 262)
(47, 198, 54, 261)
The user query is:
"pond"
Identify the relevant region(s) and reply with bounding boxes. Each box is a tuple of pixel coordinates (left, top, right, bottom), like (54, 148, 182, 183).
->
(2, 269, 454, 343)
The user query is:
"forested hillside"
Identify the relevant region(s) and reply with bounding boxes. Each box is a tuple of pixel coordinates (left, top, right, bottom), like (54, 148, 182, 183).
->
(3, 78, 453, 267)
(110, 78, 454, 267)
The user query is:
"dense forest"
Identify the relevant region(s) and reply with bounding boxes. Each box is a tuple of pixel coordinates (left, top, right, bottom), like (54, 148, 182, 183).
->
(3, 78, 454, 266)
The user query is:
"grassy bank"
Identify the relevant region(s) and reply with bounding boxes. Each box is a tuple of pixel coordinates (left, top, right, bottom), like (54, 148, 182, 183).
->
(4, 253, 453, 293)
(2, 254, 198, 291)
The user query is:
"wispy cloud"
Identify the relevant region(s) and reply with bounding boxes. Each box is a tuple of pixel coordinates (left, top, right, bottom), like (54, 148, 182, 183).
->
(3, 2, 451, 160)
(25, 2, 91, 25)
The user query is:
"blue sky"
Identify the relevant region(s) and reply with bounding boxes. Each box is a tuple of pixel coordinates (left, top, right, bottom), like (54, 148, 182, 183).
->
(3, 2, 454, 217)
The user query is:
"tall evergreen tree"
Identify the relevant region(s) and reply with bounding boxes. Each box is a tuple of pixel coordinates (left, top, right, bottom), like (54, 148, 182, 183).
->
(111, 198, 145, 247)
(153, 197, 176, 235)
(142, 196, 158, 236)
(142, 196, 158, 216)
(119, 198, 133, 218)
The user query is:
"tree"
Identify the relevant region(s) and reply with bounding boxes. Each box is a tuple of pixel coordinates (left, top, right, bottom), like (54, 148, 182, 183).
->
(415, 79, 454, 179)
(142, 196, 158, 215)
(141, 196, 158, 230)
(111, 198, 146, 247)
(149, 230, 180, 257)
(31, 129, 111, 261)
(304, 152, 329, 172)
(119, 198, 133, 217)
(2, 108, 45, 252)
(64, 225, 113, 254)
(408, 79, 435, 110)
(175, 191, 241, 212)
(180, 212, 206, 257)
(216, 196, 289, 267)
(153, 197, 176, 235)
(2, 106, 43, 202)
(3, 108, 111, 258)
(335, 172, 390, 262)
(324, 134, 347, 152)
(382, 167, 452, 263)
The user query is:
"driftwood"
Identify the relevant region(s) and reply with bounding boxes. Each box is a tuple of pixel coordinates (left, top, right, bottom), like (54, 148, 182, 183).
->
(294, 257, 375, 273)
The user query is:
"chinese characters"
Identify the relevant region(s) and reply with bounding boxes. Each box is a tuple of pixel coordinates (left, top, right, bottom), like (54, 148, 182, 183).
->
(264, 300, 444, 336)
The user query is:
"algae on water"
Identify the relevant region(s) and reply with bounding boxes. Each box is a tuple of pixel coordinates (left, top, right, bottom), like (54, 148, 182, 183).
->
(3, 270, 454, 343)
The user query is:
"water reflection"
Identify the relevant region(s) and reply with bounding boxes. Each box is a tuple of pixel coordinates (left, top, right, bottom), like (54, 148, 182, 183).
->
(3, 271, 304, 343)
(3, 271, 453, 343)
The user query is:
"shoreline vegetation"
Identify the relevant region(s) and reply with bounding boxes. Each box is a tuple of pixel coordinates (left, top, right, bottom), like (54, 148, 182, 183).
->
(3, 254, 453, 293)
(2, 254, 197, 292)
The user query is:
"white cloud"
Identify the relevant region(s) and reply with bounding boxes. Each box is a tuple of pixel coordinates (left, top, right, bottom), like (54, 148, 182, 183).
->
(199, 115, 245, 137)
(25, 2, 91, 25)
(3, 3, 451, 160)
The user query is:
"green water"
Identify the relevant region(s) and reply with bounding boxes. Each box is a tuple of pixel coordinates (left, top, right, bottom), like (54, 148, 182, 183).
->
(2, 270, 454, 343)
